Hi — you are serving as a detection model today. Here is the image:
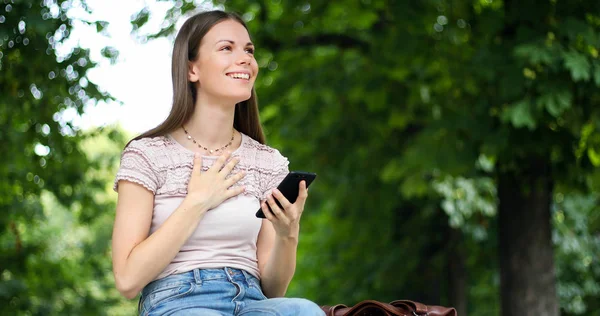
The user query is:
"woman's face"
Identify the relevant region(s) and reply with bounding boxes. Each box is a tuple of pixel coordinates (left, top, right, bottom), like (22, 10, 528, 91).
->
(189, 19, 259, 105)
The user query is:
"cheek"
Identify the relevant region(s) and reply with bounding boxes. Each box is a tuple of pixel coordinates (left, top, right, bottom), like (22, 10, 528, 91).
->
(198, 59, 225, 81)
(252, 61, 259, 75)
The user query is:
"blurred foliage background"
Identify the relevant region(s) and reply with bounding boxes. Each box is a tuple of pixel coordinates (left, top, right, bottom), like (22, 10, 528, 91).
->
(1, 0, 599, 315)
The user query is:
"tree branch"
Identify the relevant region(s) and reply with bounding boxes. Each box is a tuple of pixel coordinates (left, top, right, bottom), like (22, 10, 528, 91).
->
(263, 33, 369, 53)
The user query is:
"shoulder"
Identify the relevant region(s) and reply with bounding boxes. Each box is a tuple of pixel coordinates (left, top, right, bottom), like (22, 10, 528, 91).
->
(242, 134, 288, 170)
(114, 137, 174, 193)
(121, 135, 185, 170)
(123, 136, 173, 159)
(125, 136, 171, 152)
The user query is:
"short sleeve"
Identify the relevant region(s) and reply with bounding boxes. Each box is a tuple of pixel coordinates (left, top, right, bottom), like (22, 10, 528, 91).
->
(113, 142, 160, 194)
(260, 153, 290, 200)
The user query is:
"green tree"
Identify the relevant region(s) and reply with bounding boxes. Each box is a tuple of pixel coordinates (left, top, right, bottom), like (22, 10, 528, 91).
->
(135, 1, 600, 315)
(0, 0, 129, 314)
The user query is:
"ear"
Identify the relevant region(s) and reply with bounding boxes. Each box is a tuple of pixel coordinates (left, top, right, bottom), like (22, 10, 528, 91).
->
(188, 62, 200, 83)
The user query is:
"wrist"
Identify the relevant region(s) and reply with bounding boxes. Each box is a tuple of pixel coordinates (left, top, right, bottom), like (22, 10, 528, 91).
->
(275, 232, 299, 244)
(180, 197, 210, 216)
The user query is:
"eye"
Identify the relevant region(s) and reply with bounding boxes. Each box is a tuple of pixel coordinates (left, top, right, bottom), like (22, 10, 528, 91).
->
(245, 47, 255, 54)
(220, 45, 232, 51)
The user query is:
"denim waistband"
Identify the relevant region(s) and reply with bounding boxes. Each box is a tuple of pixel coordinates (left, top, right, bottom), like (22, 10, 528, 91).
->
(193, 267, 254, 282)
(143, 267, 255, 295)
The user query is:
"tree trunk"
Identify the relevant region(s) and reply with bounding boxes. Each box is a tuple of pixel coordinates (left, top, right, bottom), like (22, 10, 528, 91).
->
(448, 228, 467, 316)
(497, 160, 559, 316)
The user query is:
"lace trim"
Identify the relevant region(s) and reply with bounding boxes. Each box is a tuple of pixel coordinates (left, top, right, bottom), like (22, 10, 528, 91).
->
(113, 141, 161, 193)
(114, 175, 157, 194)
(113, 134, 289, 201)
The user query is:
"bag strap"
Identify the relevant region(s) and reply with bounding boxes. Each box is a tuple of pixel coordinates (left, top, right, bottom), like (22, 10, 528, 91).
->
(322, 299, 456, 316)
(390, 300, 428, 314)
(390, 300, 458, 316)
(345, 300, 405, 316)
(322, 304, 348, 316)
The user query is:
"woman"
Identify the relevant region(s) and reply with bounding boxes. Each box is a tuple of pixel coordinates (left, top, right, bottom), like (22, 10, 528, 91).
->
(111, 10, 324, 316)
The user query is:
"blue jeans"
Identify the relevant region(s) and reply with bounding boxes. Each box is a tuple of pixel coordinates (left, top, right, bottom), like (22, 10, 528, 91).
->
(138, 267, 325, 316)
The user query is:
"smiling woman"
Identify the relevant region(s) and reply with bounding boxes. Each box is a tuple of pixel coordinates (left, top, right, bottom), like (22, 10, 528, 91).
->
(111, 10, 324, 316)
(187, 19, 258, 110)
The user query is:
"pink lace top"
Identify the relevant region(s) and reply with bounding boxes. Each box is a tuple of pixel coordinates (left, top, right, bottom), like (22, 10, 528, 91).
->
(113, 132, 289, 280)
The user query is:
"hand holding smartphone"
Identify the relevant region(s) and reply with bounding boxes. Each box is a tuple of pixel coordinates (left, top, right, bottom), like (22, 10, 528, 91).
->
(255, 171, 317, 218)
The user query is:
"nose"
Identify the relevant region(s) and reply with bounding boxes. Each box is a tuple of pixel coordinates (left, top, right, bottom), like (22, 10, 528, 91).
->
(236, 52, 252, 65)
(237, 57, 250, 65)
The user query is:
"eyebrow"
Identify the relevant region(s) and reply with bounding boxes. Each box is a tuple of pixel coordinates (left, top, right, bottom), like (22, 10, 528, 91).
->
(216, 39, 254, 46)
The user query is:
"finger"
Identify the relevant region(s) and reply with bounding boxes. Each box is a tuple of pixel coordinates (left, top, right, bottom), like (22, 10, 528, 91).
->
(294, 181, 308, 212)
(191, 153, 202, 174)
(261, 201, 276, 221)
(267, 194, 285, 219)
(220, 156, 240, 177)
(296, 181, 308, 203)
(225, 185, 246, 199)
(225, 171, 246, 187)
(272, 189, 292, 210)
(209, 151, 231, 173)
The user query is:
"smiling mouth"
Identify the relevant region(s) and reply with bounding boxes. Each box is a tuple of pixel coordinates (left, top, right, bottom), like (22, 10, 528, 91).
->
(226, 73, 250, 80)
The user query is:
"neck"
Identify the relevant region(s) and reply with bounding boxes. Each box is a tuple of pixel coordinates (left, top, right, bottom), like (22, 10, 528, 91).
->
(185, 95, 236, 148)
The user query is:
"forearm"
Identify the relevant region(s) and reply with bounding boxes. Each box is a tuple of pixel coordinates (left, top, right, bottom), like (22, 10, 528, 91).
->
(260, 235, 299, 298)
(114, 200, 208, 298)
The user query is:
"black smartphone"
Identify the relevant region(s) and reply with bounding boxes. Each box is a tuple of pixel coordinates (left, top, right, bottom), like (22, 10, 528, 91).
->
(255, 171, 317, 218)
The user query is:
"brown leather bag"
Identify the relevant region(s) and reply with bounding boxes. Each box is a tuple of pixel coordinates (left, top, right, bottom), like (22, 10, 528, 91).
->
(321, 299, 457, 316)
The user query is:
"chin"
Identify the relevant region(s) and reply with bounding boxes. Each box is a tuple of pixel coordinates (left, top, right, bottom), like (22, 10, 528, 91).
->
(229, 92, 253, 104)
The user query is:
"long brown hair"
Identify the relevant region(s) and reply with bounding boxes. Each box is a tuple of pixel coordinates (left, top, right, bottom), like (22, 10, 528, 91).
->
(128, 10, 265, 146)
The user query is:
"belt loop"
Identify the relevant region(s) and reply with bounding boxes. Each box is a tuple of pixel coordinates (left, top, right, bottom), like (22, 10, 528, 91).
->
(241, 269, 251, 283)
(225, 267, 234, 281)
(193, 269, 202, 285)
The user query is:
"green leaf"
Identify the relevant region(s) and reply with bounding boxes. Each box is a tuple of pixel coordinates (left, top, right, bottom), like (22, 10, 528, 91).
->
(563, 50, 591, 82)
(502, 99, 536, 130)
(588, 148, 600, 167)
(537, 90, 573, 117)
(95, 21, 109, 34)
(514, 43, 554, 64)
(593, 61, 600, 87)
(380, 159, 402, 182)
(131, 8, 150, 30)
(100, 46, 119, 64)
(400, 174, 429, 197)
(388, 110, 410, 128)
(563, 17, 598, 46)
(354, 11, 379, 30)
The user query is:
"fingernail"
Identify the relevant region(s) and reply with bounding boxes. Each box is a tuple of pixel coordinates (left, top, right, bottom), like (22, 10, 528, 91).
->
(194, 153, 200, 158)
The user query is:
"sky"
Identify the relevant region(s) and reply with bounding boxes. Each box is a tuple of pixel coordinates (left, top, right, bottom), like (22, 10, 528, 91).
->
(64, 0, 210, 134)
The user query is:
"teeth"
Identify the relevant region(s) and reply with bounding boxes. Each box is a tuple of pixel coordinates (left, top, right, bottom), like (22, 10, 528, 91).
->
(228, 73, 250, 80)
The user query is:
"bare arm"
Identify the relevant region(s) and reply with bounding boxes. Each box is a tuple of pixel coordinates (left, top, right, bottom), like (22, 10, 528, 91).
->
(112, 182, 210, 299)
(256, 181, 308, 297)
(256, 220, 298, 297)
(112, 153, 245, 299)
